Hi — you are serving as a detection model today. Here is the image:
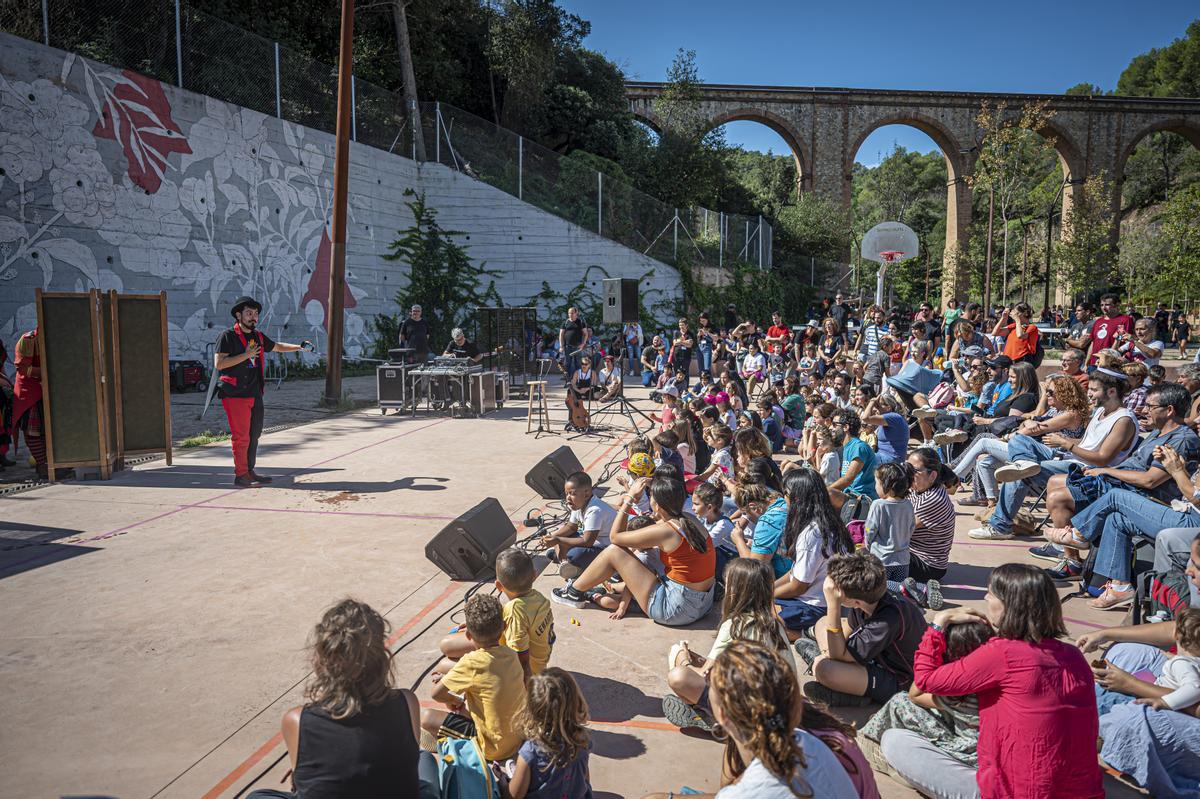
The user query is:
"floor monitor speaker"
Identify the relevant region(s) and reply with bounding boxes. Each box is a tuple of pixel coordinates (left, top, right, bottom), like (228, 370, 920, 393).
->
(425, 498, 517, 581)
(524, 445, 584, 500)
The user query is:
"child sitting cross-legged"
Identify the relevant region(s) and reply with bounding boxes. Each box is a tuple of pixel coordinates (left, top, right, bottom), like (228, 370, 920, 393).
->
(588, 515, 655, 620)
(863, 462, 916, 595)
(798, 549, 926, 708)
(422, 594, 526, 762)
(661, 558, 796, 732)
(692, 482, 737, 583)
(435, 548, 553, 684)
(859, 619, 992, 775)
(540, 471, 618, 581)
(503, 667, 593, 799)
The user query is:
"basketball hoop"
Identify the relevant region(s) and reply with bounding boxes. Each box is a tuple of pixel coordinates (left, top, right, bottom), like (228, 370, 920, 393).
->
(861, 223, 920, 306)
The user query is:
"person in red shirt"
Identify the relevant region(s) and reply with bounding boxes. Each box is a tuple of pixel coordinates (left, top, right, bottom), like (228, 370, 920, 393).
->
(215, 296, 312, 487)
(11, 328, 46, 478)
(993, 302, 1039, 364)
(765, 310, 792, 357)
(1078, 293, 1133, 368)
(881, 563, 1102, 799)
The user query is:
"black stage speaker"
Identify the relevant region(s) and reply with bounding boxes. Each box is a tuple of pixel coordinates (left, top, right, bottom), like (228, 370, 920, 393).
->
(425, 498, 517, 581)
(524, 445, 584, 500)
(602, 278, 640, 325)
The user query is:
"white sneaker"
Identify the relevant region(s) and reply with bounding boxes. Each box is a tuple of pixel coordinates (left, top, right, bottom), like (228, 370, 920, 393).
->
(912, 406, 938, 420)
(933, 429, 968, 445)
(968, 525, 1013, 540)
(994, 460, 1040, 484)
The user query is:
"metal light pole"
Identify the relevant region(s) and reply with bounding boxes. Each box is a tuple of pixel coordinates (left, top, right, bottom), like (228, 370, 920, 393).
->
(984, 185, 995, 311)
(323, 0, 354, 406)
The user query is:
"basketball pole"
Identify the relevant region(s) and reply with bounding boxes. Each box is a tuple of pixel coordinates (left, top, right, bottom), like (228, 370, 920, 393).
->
(323, 0, 354, 407)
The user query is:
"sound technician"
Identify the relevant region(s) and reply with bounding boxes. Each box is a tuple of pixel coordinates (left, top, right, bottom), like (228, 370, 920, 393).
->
(215, 296, 312, 488)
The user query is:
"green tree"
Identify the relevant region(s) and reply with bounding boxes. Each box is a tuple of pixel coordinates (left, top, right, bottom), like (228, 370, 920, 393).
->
(1053, 174, 1115, 299)
(1157, 183, 1200, 301)
(378, 191, 502, 354)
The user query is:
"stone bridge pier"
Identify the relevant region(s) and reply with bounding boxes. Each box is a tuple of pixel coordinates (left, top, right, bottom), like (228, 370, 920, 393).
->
(627, 83, 1200, 306)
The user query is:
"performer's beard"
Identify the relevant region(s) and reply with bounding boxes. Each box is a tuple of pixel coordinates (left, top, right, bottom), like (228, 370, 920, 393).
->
(239, 318, 258, 331)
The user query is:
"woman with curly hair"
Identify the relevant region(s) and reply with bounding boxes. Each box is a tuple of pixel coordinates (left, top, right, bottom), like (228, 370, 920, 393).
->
(641, 640, 857, 798)
(951, 374, 1088, 510)
(248, 598, 422, 799)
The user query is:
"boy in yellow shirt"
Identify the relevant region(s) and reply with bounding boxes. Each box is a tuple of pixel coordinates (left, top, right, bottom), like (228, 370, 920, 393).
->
(421, 594, 526, 761)
(434, 548, 554, 682)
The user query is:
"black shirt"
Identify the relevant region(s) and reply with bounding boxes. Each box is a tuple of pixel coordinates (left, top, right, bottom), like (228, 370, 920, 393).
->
(989, 391, 1038, 419)
(560, 318, 587, 350)
(846, 591, 927, 685)
(673, 330, 694, 368)
(216, 326, 276, 398)
(398, 317, 429, 354)
(293, 690, 419, 799)
(445, 339, 480, 359)
(830, 303, 852, 329)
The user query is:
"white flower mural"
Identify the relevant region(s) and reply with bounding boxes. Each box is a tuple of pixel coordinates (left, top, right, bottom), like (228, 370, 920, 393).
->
(0, 48, 370, 359)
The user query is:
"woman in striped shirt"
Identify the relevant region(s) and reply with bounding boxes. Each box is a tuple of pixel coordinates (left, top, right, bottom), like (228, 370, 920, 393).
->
(900, 447, 958, 611)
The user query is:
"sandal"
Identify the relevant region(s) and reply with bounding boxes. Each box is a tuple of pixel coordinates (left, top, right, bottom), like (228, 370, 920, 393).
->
(1044, 527, 1089, 548)
(1087, 585, 1134, 610)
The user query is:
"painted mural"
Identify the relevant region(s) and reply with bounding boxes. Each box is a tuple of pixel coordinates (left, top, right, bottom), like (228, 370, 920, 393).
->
(0, 50, 366, 359)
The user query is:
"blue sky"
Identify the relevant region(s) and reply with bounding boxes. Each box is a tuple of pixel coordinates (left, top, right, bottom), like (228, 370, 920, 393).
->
(558, 0, 1198, 166)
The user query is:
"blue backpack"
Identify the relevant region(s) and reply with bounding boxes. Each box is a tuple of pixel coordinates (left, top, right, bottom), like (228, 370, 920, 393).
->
(437, 736, 499, 799)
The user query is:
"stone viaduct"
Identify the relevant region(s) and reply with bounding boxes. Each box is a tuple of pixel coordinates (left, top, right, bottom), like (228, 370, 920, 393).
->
(627, 82, 1200, 305)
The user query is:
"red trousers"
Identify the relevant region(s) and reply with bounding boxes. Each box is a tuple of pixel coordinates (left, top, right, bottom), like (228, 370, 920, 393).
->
(222, 395, 264, 476)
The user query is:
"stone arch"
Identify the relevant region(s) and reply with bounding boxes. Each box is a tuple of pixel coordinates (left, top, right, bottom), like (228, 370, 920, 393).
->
(1116, 117, 1200, 179)
(844, 113, 971, 307)
(845, 112, 967, 185)
(1030, 118, 1086, 183)
(704, 107, 808, 192)
(631, 109, 665, 137)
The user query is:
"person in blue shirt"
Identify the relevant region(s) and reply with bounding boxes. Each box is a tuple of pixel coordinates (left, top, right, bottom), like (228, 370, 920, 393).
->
(861, 394, 910, 464)
(828, 409, 878, 499)
(977, 355, 1014, 415)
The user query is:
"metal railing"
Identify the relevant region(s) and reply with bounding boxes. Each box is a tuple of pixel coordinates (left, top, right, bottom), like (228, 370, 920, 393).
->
(3, 0, 772, 270)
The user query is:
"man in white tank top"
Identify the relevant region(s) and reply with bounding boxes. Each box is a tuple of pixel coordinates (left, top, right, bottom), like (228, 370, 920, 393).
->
(970, 370, 1138, 541)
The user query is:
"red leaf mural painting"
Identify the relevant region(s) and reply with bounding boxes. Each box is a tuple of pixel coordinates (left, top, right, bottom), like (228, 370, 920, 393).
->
(301, 227, 356, 322)
(92, 70, 192, 194)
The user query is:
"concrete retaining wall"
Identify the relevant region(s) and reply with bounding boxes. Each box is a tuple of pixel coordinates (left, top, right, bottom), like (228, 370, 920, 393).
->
(0, 32, 681, 359)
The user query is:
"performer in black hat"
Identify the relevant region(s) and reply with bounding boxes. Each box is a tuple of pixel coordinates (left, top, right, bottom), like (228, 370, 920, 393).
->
(215, 296, 312, 487)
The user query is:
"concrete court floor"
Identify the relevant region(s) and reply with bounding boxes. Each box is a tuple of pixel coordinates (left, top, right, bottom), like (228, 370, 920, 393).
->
(0, 383, 1143, 799)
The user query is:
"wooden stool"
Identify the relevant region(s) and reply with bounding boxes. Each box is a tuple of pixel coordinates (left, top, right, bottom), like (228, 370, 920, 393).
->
(526, 381, 551, 434)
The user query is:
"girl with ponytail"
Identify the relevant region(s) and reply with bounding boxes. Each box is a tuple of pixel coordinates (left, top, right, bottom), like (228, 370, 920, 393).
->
(703, 641, 857, 798)
(552, 475, 716, 627)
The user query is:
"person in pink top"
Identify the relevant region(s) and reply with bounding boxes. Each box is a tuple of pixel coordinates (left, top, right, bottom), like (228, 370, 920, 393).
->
(880, 563, 1102, 799)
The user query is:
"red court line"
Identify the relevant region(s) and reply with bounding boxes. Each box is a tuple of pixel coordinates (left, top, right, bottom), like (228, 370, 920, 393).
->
(201, 581, 460, 798)
(200, 733, 284, 799)
(183, 504, 457, 522)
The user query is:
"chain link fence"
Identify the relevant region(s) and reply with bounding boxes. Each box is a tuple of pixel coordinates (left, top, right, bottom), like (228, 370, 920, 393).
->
(4, 0, 772, 270)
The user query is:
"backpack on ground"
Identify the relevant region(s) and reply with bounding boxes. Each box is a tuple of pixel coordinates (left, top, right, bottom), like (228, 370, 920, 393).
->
(437, 736, 499, 799)
(1146, 567, 1193, 620)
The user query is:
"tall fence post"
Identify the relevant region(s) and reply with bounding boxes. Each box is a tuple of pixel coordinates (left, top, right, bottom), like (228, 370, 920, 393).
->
(410, 99, 417, 160)
(719, 212, 724, 269)
(350, 75, 357, 142)
(758, 215, 763, 268)
(273, 42, 282, 118)
(673, 209, 678, 262)
(597, 173, 603, 234)
(435, 102, 441, 164)
(41, 0, 49, 45)
(517, 136, 523, 199)
(174, 0, 183, 88)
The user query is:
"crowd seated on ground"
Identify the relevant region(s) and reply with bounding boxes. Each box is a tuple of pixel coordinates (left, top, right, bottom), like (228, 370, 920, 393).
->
(244, 294, 1200, 799)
